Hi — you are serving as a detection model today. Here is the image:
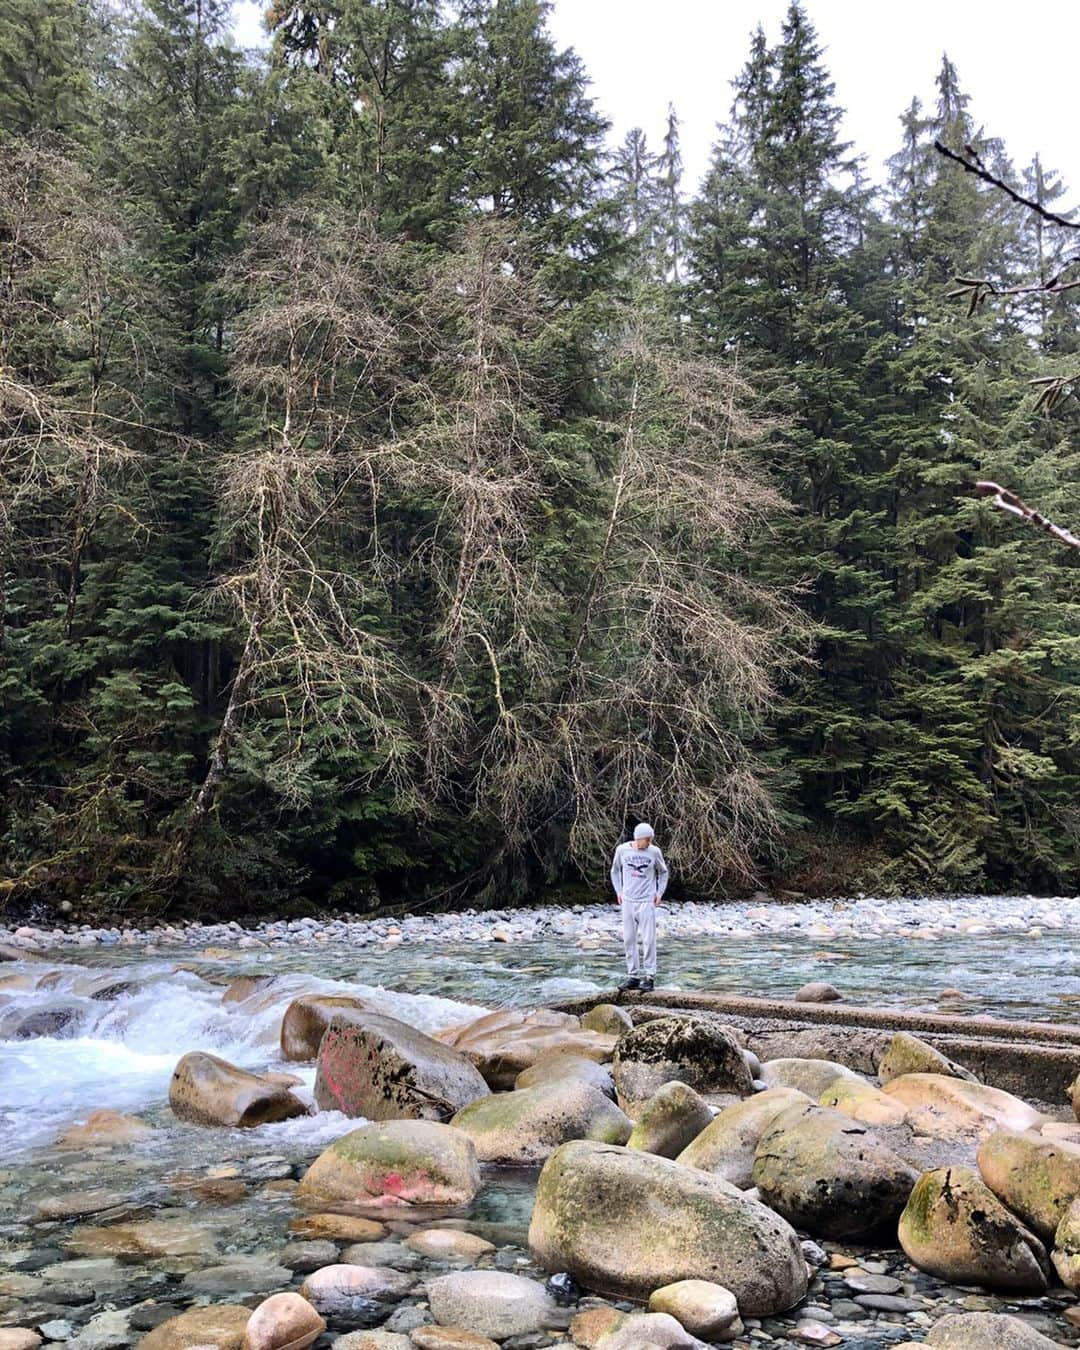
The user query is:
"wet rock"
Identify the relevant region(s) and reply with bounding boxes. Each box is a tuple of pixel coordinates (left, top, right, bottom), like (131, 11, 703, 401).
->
(436, 1009, 615, 1091)
(340, 1242, 420, 1271)
(220, 975, 277, 1005)
(127, 1309, 179, 1334)
(924, 1311, 1059, 1347)
(426, 1271, 554, 1341)
(793, 983, 841, 1003)
(411, 1330, 499, 1350)
(647, 1280, 742, 1341)
(290, 1215, 387, 1244)
(883, 1074, 1043, 1142)
(514, 1056, 615, 1100)
(878, 1032, 977, 1085)
(758, 1058, 865, 1099)
(751, 1102, 918, 1239)
(404, 1230, 494, 1260)
(897, 1166, 1050, 1291)
(977, 1128, 1080, 1241)
(34, 1193, 126, 1222)
(279, 1241, 339, 1273)
(1053, 1196, 1080, 1290)
(280, 996, 373, 1061)
(54, 1111, 153, 1150)
(138, 1305, 252, 1350)
(63, 1218, 216, 1263)
(169, 1052, 308, 1128)
(314, 1013, 489, 1121)
(65, 1309, 131, 1350)
(580, 1005, 633, 1037)
(595, 1312, 706, 1350)
(626, 1082, 713, 1159)
(299, 1265, 414, 1319)
(612, 1019, 752, 1114)
(528, 1140, 807, 1315)
(450, 1080, 630, 1166)
(674, 1088, 808, 1188)
(819, 1076, 908, 1127)
(242, 1292, 325, 1350)
(180, 1257, 292, 1297)
(297, 1120, 481, 1208)
(10, 1004, 84, 1040)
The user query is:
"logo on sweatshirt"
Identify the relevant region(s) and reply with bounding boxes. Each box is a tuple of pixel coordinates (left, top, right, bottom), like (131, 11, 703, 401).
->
(626, 856, 652, 876)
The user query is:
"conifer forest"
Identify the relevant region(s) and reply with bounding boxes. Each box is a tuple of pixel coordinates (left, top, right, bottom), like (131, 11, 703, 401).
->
(1, 0, 1078, 918)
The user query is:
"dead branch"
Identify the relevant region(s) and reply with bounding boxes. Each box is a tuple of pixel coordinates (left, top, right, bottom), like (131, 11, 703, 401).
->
(975, 480, 1080, 552)
(934, 140, 1080, 232)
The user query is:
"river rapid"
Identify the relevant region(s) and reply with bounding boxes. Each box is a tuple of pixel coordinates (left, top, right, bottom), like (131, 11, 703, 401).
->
(1, 894, 1079, 1348)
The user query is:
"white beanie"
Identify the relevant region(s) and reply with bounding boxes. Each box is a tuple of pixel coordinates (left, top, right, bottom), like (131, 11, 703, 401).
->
(633, 822, 654, 840)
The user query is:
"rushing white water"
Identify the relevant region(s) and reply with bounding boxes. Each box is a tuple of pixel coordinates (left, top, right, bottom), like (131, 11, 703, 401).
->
(0, 958, 487, 1157)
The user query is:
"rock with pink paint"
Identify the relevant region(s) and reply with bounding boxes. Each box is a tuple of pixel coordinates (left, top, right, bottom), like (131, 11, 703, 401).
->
(296, 1119, 481, 1209)
(313, 1012, 490, 1121)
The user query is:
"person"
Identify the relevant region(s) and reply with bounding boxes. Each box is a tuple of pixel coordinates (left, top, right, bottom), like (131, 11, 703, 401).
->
(610, 822, 669, 993)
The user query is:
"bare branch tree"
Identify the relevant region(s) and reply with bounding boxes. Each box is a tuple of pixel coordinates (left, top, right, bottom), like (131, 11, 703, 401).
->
(975, 480, 1080, 553)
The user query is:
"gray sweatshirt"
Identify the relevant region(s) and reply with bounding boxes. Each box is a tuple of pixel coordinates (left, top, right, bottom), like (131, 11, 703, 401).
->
(610, 842, 670, 905)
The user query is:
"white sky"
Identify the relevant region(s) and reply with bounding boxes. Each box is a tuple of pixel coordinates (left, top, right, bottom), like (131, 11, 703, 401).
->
(232, 0, 1080, 200)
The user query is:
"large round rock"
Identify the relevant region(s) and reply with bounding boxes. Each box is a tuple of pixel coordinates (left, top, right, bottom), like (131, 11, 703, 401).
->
(314, 1012, 489, 1121)
(437, 1009, 616, 1090)
(626, 1082, 714, 1159)
(924, 1312, 1059, 1347)
(758, 1058, 865, 1099)
(297, 1120, 480, 1208)
(878, 1032, 976, 1085)
(450, 1080, 630, 1165)
(751, 1102, 918, 1239)
(169, 1052, 307, 1128)
(676, 1089, 808, 1188)
(977, 1128, 1080, 1241)
(883, 1074, 1043, 1141)
(613, 1018, 752, 1113)
(427, 1271, 554, 1341)
(281, 996, 372, 1061)
(898, 1166, 1049, 1291)
(527, 1140, 807, 1315)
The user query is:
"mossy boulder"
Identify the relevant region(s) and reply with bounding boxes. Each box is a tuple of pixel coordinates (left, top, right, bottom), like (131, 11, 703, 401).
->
(751, 1102, 918, 1239)
(820, 1076, 909, 1127)
(883, 1074, 1043, 1142)
(582, 1003, 633, 1036)
(280, 996, 373, 1061)
(675, 1088, 808, 1189)
(613, 1018, 752, 1114)
(898, 1166, 1049, 1291)
(169, 1052, 307, 1128)
(528, 1139, 807, 1315)
(449, 1079, 631, 1165)
(878, 1032, 977, 1085)
(296, 1120, 480, 1209)
(758, 1058, 865, 1099)
(977, 1128, 1080, 1241)
(1052, 1195, 1080, 1291)
(437, 1008, 615, 1090)
(515, 1053, 615, 1099)
(314, 1012, 489, 1121)
(627, 1082, 714, 1159)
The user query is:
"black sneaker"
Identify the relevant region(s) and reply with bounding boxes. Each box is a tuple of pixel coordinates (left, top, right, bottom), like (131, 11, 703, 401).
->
(617, 975, 642, 993)
(639, 976, 655, 992)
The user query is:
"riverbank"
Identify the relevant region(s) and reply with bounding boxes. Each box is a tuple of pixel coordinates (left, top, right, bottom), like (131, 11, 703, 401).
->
(5, 892, 1079, 956)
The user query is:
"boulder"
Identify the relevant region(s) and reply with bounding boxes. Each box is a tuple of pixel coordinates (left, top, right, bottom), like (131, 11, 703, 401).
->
(977, 1128, 1080, 1241)
(515, 1054, 615, 1099)
(299, 1265, 413, 1318)
(820, 1077, 909, 1127)
(793, 982, 841, 1003)
(0, 1334, 42, 1350)
(314, 1013, 489, 1121)
(626, 1082, 714, 1159)
(243, 1293, 325, 1350)
(289, 1215, 387, 1243)
(55, 1110, 154, 1149)
(898, 1166, 1050, 1291)
(751, 1102, 918, 1239)
(648, 1281, 742, 1341)
(924, 1312, 1059, 1348)
(758, 1058, 865, 1099)
(64, 1216, 216, 1261)
(297, 1120, 480, 1208)
(221, 976, 277, 1005)
(612, 1019, 752, 1114)
(878, 1032, 977, 1085)
(426, 1271, 554, 1341)
(883, 1074, 1043, 1141)
(139, 1306, 252, 1350)
(450, 1078, 630, 1165)
(437, 1009, 615, 1090)
(595, 1313, 707, 1350)
(675, 1088, 808, 1189)
(281, 996, 373, 1061)
(570, 1309, 625, 1348)
(1053, 1196, 1080, 1291)
(581, 1004, 633, 1036)
(528, 1140, 807, 1315)
(169, 1052, 307, 1128)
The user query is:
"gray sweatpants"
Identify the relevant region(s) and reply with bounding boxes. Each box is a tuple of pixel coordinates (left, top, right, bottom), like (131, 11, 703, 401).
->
(622, 900, 657, 977)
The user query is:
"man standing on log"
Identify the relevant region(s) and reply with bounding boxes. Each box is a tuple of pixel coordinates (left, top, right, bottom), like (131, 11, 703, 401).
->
(611, 822, 669, 993)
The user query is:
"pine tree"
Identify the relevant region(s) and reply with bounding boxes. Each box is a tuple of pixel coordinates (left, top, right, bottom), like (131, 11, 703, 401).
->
(0, 0, 100, 143)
